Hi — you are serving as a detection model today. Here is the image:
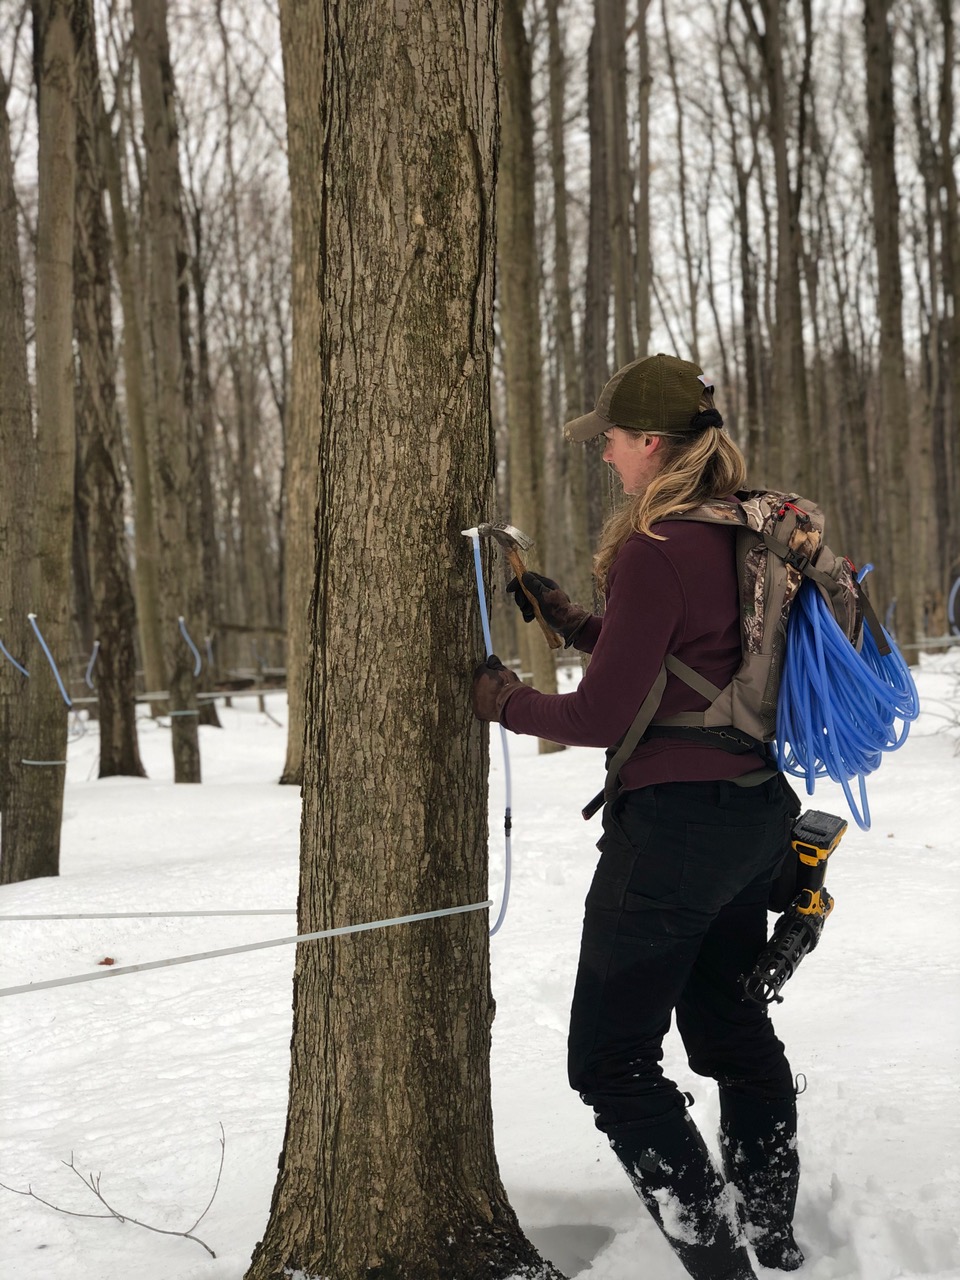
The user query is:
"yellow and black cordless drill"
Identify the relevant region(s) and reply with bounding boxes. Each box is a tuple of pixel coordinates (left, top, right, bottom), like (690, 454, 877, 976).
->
(741, 810, 848, 1006)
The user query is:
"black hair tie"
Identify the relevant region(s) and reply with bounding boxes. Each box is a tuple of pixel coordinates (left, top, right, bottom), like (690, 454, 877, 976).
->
(690, 408, 724, 432)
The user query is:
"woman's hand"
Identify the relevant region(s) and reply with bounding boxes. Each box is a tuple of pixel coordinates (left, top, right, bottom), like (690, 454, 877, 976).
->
(506, 572, 590, 647)
(471, 655, 522, 722)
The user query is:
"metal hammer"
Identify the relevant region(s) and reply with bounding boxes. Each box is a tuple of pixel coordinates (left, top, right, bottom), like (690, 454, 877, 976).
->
(475, 523, 563, 650)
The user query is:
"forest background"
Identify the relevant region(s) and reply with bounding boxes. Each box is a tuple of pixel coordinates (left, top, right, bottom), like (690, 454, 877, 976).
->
(0, 0, 956, 899)
(2, 0, 958, 878)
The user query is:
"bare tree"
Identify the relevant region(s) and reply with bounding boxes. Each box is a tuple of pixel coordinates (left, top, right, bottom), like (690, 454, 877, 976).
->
(132, 0, 203, 779)
(183, 183, 227, 692)
(277, 0, 323, 786)
(0, 58, 37, 880)
(214, 0, 271, 642)
(0, 0, 80, 883)
(98, 57, 166, 711)
(582, 13, 614, 542)
(546, 0, 593, 612)
(500, 0, 562, 745)
(245, 3, 563, 1275)
(904, 0, 959, 633)
(601, 0, 634, 369)
(864, 0, 916, 643)
(716, 0, 767, 472)
(73, 0, 144, 777)
(661, 0, 701, 361)
(738, 0, 812, 489)
(935, 0, 959, 588)
(634, 0, 652, 356)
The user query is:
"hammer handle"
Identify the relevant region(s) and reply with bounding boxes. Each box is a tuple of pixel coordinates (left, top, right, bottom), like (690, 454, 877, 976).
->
(504, 547, 563, 651)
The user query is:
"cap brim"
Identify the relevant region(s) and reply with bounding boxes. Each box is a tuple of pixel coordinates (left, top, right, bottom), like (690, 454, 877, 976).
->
(563, 410, 607, 442)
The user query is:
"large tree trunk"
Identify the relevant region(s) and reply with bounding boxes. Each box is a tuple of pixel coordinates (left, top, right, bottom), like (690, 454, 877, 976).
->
(0, 73, 37, 880)
(74, 0, 145, 777)
(500, 0, 561, 751)
(277, 0, 324, 787)
(864, 0, 916, 643)
(2, 0, 79, 883)
(245, 4, 562, 1277)
(132, 0, 202, 778)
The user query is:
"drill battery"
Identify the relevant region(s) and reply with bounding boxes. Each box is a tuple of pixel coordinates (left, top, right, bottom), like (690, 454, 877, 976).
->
(741, 810, 847, 1006)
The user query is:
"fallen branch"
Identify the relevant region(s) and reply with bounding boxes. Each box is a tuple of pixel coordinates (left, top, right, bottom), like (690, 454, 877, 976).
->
(0, 1122, 225, 1259)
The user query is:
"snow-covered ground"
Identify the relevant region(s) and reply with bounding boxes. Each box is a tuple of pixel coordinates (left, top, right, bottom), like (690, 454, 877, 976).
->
(1, 654, 958, 1280)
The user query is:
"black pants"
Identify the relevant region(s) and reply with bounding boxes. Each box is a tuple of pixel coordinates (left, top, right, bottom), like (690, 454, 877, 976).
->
(568, 776, 796, 1131)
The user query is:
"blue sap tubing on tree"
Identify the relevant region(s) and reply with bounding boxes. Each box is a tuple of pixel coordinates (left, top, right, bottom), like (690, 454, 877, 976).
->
(464, 530, 512, 937)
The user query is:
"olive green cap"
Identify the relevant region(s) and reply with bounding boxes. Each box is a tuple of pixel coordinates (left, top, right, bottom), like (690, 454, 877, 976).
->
(564, 352, 711, 441)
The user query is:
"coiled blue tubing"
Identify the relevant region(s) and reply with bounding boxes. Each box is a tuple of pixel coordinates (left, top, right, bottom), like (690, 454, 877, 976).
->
(776, 568, 919, 830)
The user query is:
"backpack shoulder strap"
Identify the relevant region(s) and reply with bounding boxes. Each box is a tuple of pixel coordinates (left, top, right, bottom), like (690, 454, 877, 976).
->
(601, 663, 669, 807)
(602, 655, 726, 795)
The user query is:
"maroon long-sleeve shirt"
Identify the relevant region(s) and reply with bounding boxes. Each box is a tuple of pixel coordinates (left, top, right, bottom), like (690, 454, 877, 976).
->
(499, 520, 763, 790)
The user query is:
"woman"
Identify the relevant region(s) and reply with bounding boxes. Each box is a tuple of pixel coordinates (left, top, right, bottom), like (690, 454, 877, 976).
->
(471, 353, 804, 1280)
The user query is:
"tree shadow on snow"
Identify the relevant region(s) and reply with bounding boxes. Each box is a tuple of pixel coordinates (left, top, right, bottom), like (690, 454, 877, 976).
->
(527, 1224, 617, 1277)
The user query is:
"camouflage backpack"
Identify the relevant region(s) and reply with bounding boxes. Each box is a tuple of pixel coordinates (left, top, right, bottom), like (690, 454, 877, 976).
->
(586, 490, 882, 818)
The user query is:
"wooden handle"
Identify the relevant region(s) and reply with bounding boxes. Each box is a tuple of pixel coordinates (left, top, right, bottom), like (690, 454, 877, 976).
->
(504, 547, 563, 651)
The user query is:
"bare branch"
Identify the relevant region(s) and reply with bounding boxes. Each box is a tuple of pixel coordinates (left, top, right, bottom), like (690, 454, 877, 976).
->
(0, 1177, 115, 1220)
(0, 1127, 225, 1260)
(185, 1122, 225, 1235)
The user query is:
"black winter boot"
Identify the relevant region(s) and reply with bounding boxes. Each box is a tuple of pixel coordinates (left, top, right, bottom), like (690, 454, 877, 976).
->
(718, 1087, 804, 1271)
(607, 1106, 757, 1280)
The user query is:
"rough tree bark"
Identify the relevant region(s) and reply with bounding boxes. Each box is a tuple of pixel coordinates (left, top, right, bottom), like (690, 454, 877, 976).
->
(500, 0, 562, 749)
(1, 0, 79, 883)
(0, 70, 37, 880)
(277, 0, 324, 786)
(74, 0, 145, 777)
(244, 3, 563, 1277)
(132, 0, 203, 778)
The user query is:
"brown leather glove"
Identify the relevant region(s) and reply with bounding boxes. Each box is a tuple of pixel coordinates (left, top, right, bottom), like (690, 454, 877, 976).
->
(471, 654, 522, 722)
(506, 572, 590, 647)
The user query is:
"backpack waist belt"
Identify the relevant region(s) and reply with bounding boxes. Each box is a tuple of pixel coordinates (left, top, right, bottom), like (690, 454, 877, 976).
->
(581, 655, 776, 820)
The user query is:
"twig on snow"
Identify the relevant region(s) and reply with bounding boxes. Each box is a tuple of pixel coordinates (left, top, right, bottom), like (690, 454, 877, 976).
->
(0, 1122, 225, 1259)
